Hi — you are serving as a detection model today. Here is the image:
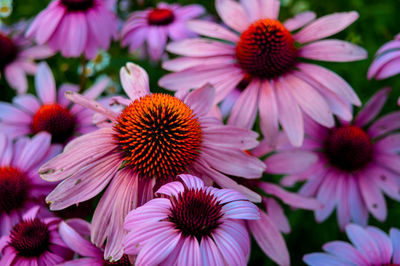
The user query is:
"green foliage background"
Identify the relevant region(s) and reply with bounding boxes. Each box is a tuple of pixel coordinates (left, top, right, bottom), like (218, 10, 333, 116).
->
(2, 0, 400, 265)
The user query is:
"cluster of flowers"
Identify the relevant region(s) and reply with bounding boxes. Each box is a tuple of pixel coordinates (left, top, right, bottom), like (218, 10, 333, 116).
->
(0, 0, 400, 265)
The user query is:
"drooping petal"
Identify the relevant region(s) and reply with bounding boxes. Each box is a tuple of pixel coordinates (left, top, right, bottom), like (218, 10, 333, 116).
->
(120, 63, 150, 100)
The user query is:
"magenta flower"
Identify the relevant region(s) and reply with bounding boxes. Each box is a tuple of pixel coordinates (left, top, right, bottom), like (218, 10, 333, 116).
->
(159, 0, 367, 147)
(264, 88, 400, 229)
(123, 174, 259, 266)
(368, 33, 400, 81)
(39, 62, 265, 260)
(0, 132, 61, 237)
(120, 2, 205, 61)
(58, 219, 132, 265)
(0, 62, 109, 144)
(0, 206, 73, 265)
(0, 27, 53, 94)
(304, 224, 400, 265)
(26, 0, 117, 59)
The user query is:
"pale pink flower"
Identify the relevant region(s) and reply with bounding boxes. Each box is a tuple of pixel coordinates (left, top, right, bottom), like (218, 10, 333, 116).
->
(0, 132, 61, 237)
(26, 0, 117, 59)
(0, 62, 109, 144)
(368, 33, 400, 80)
(264, 88, 400, 229)
(39, 62, 265, 260)
(0, 27, 53, 94)
(124, 174, 259, 266)
(160, 0, 367, 147)
(120, 2, 205, 61)
(304, 224, 400, 265)
(58, 219, 133, 265)
(0, 206, 73, 265)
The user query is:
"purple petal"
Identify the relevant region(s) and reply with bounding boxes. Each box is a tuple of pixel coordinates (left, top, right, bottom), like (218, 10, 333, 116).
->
(215, 0, 250, 32)
(355, 87, 390, 127)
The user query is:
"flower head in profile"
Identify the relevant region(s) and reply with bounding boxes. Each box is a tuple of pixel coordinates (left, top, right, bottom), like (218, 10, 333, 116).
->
(124, 174, 259, 266)
(0, 25, 53, 94)
(304, 224, 400, 266)
(120, 2, 205, 61)
(0, 132, 61, 237)
(160, 0, 367, 147)
(0, 206, 73, 265)
(26, 0, 117, 59)
(58, 218, 132, 265)
(39, 62, 265, 261)
(368, 33, 400, 81)
(0, 62, 109, 144)
(264, 88, 400, 229)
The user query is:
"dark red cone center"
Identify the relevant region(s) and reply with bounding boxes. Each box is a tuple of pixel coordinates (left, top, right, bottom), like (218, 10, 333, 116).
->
(0, 167, 30, 214)
(168, 188, 223, 239)
(324, 125, 373, 172)
(0, 33, 18, 70)
(236, 19, 297, 79)
(147, 8, 175, 25)
(31, 104, 76, 144)
(61, 0, 94, 11)
(9, 218, 50, 257)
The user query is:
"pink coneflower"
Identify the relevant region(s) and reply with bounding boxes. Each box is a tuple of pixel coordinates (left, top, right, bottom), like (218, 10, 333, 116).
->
(0, 132, 61, 237)
(39, 62, 265, 260)
(304, 224, 400, 265)
(26, 0, 117, 59)
(120, 2, 205, 61)
(0, 62, 109, 144)
(159, 0, 367, 147)
(58, 219, 132, 265)
(123, 174, 259, 266)
(0, 206, 73, 265)
(264, 88, 400, 229)
(368, 33, 400, 81)
(0, 26, 53, 94)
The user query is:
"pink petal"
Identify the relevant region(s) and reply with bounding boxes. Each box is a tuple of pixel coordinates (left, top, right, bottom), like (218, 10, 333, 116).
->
(184, 83, 215, 117)
(294, 11, 359, 43)
(391, 228, 400, 264)
(222, 200, 260, 220)
(247, 210, 290, 266)
(299, 40, 367, 62)
(240, 0, 263, 22)
(258, 81, 279, 147)
(366, 227, 393, 263)
(228, 79, 260, 129)
(260, 182, 322, 210)
(215, 0, 250, 32)
(162, 55, 236, 72)
(297, 63, 361, 106)
(368, 50, 400, 79)
(303, 253, 349, 265)
(315, 173, 338, 222)
(202, 125, 259, 150)
(186, 20, 239, 43)
(167, 38, 235, 57)
(200, 237, 225, 266)
(265, 150, 318, 174)
(265, 198, 290, 233)
(35, 62, 56, 104)
(19, 46, 55, 60)
(336, 176, 351, 229)
(176, 237, 202, 266)
(323, 241, 368, 265)
(61, 13, 88, 57)
(358, 171, 387, 221)
(260, 0, 280, 20)
(4, 63, 28, 94)
(147, 27, 167, 61)
(355, 87, 390, 127)
(120, 63, 150, 101)
(348, 176, 368, 226)
(284, 11, 316, 31)
(156, 182, 185, 198)
(178, 174, 205, 190)
(212, 226, 246, 266)
(345, 224, 381, 264)
(12, 94, 40, 114)
(275, 78, 304, 147)
(14, 132, 51, 171)
(374, 57, 400, 79)
(285, 73, 334, 128)
(368, 111, 400, 138)
(0, 102, 31, 124)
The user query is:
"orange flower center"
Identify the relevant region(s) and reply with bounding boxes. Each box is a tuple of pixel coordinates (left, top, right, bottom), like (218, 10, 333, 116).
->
(114, 94, 202, 181)
(31, 104, 76, 144)
(235, 19, 297, 79)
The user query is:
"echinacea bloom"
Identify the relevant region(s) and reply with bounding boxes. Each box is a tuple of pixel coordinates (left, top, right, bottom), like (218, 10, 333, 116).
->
(304, 224, 400, 265)
(0, 62, 109, 144)
(120, 2, 205, 61)
(0, 132, 61, 237)
(39, 62, 265, 260)
(124, 174, 259, 266)
(26, 0, 117, 59)
(264, 88, 400, 229)
(58, 219, 132, 265)
(0, 27, 53, 94)
(368, 33, 400, 81)
(0, 206, 73, 265)
(160, 0, 367, 147)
